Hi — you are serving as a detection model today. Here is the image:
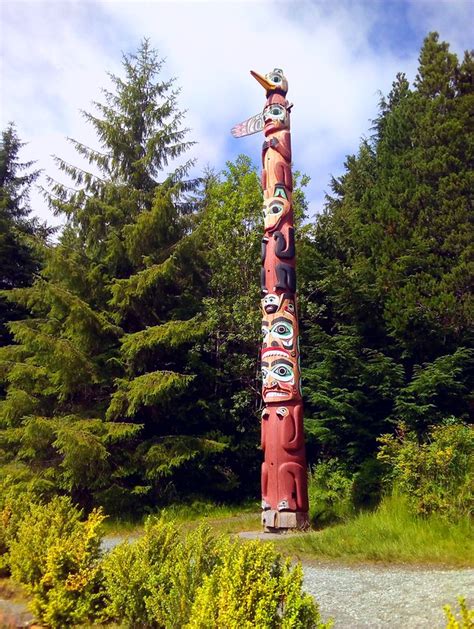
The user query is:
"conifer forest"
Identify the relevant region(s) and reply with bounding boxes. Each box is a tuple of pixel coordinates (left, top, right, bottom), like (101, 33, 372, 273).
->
(0, 31, 473, 628)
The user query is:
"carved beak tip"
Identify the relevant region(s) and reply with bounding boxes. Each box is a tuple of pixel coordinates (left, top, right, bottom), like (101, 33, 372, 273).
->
(250, 70, 274, 92)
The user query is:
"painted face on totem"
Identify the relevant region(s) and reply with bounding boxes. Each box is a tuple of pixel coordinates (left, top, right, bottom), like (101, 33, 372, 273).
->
(266, 68, 288, 94)
(263, 186, 291, 231)
(261, 293, 279, 314)
(262, 312, 295, 352)
(261, 347, 300, 403)
(263, 103, 289, 135)
(261, 293, 297, 316)
(251, 68, 288, 96)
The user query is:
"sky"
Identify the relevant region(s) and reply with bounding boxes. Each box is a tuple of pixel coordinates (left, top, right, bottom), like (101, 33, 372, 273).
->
(1, 0, 473, 229)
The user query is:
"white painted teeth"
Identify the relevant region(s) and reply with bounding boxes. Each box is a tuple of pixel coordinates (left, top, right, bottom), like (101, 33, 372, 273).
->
(264, 349, 287, 358)
(266, 391, 286, 398)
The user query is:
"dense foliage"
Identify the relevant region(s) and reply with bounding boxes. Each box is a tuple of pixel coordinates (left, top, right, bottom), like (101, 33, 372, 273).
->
(299, 32, 473, 481)
(0, 124, 48, 346)
(378, 422, 473, 518)
(0, 41, 222, 513)
(1, 497, 327, 628)
(0, 33, 472, 520)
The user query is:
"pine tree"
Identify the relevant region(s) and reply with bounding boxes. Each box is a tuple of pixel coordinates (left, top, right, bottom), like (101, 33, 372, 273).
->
(0, 42, 216, 512)
(0, 124, 46, 346)
(300, 33, 473, 467)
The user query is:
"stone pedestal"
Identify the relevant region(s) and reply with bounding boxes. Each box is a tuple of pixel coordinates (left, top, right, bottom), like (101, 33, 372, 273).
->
(262, 510, 309, 532)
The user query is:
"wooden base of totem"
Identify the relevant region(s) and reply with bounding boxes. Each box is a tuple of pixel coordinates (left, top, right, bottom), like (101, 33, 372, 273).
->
(262, 510, 309, 532)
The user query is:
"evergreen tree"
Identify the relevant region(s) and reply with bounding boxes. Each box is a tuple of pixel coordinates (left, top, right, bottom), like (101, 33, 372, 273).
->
(0, 42, 215, 512)
(300, 33, 473, 467)
(0, 124, 46, 345)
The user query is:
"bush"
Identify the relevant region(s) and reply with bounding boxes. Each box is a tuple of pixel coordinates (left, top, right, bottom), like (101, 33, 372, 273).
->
(102, 518, 219, 627)
(0, 489, 34, 576)
(0, 469, 54, 575)
(6, 507, 327, 628)
(307, 459, 354, 525)
(378, 422, 474, 518)
(8, 496, 105, 628)
(104, 519, 328, 628)
(188, 538, 330, 629)
(444, 596, 474, 628)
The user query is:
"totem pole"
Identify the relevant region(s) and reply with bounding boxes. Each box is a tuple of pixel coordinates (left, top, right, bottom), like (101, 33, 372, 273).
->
(232, 69, 309, 530)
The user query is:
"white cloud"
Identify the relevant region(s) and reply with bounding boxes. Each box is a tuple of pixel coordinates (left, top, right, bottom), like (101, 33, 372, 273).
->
(1, 0, 471, 227)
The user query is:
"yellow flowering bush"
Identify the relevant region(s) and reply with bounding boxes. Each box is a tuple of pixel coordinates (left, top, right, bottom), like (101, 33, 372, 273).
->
(8, 496, 105, 628)
(187, 538, 330, 629)
(102, 518, 220, 627)
(444, 596, 474, 628)
(7, 507, 327, 628)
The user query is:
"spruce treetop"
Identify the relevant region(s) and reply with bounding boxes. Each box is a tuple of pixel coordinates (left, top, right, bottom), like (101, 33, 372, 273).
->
(49, 39, 196, 219)
(0, 123, 41, 223)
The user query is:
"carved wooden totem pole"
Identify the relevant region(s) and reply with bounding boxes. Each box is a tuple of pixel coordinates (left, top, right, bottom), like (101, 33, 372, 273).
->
(232, 69, 309, 530)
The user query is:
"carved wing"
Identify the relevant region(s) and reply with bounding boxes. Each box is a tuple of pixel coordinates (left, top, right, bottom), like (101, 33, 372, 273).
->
(231, 112, 264, 138)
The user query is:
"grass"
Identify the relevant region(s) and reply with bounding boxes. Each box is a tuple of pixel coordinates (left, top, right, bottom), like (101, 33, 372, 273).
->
(102, 495, 473, 567)
(102, 499, 261, 537)
(275, 495, 474, 567)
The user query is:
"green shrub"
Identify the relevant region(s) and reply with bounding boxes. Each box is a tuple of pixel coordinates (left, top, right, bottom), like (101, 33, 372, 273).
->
(9, 496, 105, 628)
(0, 469, 54, 575)
(0, 489, 34, 576)
(308, 459, 354, 525)
(378, 422, 474, 518)
(444, 596, 474, 628)
(104, 519, 327, 628)
(188, 538, 330, 628)
(102, 518, 219, 627)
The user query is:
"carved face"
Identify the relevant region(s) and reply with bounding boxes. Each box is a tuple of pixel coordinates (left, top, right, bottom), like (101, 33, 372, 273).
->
(266, 68, 288, 94)
(261, 293, 279, 314)
(263, 103, 289, 135)
(263, 192, 291, 232)
(261, 347, 300, 402)
(262, 312, 295, 352)
(261, 293, 297, 316)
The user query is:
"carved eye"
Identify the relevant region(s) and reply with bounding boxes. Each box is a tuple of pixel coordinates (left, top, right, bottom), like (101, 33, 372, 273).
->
(271, 75, 281, 83)
(273, 323, 292, 338)
(272, 364, 293, 382)
(269, 201, 283, 215)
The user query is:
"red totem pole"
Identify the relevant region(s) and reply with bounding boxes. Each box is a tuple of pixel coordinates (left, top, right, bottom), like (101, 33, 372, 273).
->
(232, 69, 309, 530)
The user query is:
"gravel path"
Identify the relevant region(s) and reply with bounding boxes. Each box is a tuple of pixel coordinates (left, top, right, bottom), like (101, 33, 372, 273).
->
(303, 562, 474, 628)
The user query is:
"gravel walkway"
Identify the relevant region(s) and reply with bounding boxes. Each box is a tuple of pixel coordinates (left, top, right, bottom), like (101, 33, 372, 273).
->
(303, 562, 474, 628)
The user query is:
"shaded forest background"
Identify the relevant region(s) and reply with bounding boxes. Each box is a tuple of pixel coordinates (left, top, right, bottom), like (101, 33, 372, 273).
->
(0, 33, 472, 517)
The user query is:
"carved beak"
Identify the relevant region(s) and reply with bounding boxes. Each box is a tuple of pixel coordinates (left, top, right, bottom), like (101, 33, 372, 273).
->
(250, 70, 275, 93)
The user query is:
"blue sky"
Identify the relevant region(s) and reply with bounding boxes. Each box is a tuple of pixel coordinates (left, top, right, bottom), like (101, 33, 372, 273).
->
(1, 0, 472, 228)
